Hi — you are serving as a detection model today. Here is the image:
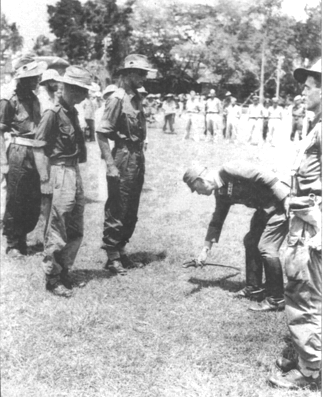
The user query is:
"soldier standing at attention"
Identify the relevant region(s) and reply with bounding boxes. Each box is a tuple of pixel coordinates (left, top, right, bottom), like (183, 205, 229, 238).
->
(0, 56, 46, 257)
(96, 54, 156, 275)
(205, 89, 222, 142)
(290, 95, 305, 141)
(34, 66, 92, 297)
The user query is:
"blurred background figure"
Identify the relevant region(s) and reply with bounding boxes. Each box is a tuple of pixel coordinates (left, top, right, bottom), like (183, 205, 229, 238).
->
(247, 95, 264, 145)
(267, 97, 283, 147)
(162, 93, 177, 134)
(262, 98, 270, 141)
(226, 97, 241, 142)
(290, 95, 305, 141)
(222, 91, 231, 138)
(183, 90, 204, 142)
(205, 88, 222, 143)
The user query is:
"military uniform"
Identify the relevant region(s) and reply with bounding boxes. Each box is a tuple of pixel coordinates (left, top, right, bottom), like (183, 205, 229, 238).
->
(0, 86, 43, 253)
(285, 115, 321, 377)
(35, 97, 87, 283)
(205, 96, 222, 140)
(206, 162, 289, 301)
(291, 103, 305, 141)
(97, 87, 146, 259)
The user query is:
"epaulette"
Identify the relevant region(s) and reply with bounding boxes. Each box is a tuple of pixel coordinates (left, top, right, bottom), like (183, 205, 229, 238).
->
(111, 88, 126, 100)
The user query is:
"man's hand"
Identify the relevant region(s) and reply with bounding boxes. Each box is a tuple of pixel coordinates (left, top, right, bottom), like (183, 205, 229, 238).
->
(197, 246, 210, 265)
(41, 180, 53, 195)
(106, 164, 120, 179)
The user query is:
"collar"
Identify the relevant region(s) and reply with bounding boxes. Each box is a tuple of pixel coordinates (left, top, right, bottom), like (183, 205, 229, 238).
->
(311, 111, 322, 128)
(15, 85, 36, 100)
(59, 97, 76, 115)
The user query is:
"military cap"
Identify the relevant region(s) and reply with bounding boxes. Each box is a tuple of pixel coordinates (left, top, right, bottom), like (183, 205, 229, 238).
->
(39, 69, 63, 85)
(183, 165, 207, 192)
(119, 54, 157, 73)
(272, 97, 279, 103)
(294, 59, 321, 84)
(225, 91, 232, 97)
(294, 95, 302, 102)
(165, 93, 174, 98)
(138, 86, 148, 94)
(14, 57, 47, 79)
(62, 66, 92, 90)
(102, 84, 118, 98)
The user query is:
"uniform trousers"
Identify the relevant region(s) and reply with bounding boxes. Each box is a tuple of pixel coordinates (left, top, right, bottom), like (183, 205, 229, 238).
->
(243, 208, 288, 297)
(102, 145, 145, 260)
(291, 117, 303, 141)
(42, 164, 84, 278)
(248, 118, 263, 145)
(206, 113, 221, 137)
(226, 117, 239, 140)
(3, 143, 41, 251)
(184, 113, 204, 142)
(284, 209, 321, 378)
(163, 113, 175, 133)
(267, 119, 282, 146)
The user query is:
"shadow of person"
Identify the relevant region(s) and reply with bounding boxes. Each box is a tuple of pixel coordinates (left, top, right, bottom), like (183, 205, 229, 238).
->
(126, 250, 167, 267)
(187, 273, 242, 295)
(69, 268, 115, 287)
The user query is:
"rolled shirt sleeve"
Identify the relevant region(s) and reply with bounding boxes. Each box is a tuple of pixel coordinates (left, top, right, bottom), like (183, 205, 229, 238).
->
(35, 109, 57, 156)
(0, 99, 14, 132)
(96, 97, 122, 140)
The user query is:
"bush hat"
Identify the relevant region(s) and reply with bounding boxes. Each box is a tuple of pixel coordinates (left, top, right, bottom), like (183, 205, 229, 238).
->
(62, 66, 92, 90)
(272, 97, 279, 103)
(225, 91, 232, 97)
(39, 69, 63, 85)
(294, 59, 321, 84)
(165, 93, 174, 98)
(14, 57, 47, 79)
(119, 54, 157, 73)
(294, 95, 302, 101)
(138, 86, 148, 94)
(183, 165, 207, 192)
(103, 84, 118, 98)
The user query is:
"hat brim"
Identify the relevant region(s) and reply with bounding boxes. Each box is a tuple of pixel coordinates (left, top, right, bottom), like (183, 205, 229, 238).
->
(39, 76, 64, 85)
(14, 62, 48, 79)
(293, 68, 321, 84)
(62, 76, 92, 90)
(118, 66, 157, 73)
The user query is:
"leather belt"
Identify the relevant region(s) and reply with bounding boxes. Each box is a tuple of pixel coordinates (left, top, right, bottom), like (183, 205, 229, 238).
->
(11, 136, 46, 148)
(115, 140, 144, 151)
(50, 158, 78, 166)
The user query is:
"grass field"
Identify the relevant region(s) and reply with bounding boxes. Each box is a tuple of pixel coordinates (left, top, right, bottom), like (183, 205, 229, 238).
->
(0, 113, 320, 397)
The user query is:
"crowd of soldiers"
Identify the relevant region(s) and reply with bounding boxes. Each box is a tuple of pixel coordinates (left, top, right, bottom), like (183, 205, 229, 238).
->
(0, 53, 321, 391)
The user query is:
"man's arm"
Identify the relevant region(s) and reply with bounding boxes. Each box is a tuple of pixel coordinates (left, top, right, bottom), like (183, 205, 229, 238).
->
(96, 132, 119, 178)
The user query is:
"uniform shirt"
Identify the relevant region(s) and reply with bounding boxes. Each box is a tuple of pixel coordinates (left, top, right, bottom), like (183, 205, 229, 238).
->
(82, 97, 96, 120)
(35, 97, 86, 162)
(97, 86, 146, 143)
(292, 103, 305, 118)
(248, 103, 264, 119)
(162, 99, 177, 115)
(206, 97, 221, 113)
(268, 106, 283, 119)
(205, 161, 289, 243)
(292, 114, 322, 197)
(186, 97, 202, 113)
(227, 104, 241, 120)
(0, 85, 41, 137)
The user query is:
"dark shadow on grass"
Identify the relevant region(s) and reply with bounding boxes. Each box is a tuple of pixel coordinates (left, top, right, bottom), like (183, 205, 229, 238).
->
(187, 273, 243, 295)
(70, 268, 115, 285)
(127, 250, 167, 266)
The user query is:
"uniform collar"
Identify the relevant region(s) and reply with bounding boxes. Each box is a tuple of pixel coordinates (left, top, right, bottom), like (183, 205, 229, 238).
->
(59, 97, 76, 115)
(15, 84, 36, 100)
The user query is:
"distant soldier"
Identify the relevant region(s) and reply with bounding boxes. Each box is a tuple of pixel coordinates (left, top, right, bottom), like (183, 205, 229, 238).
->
(162, 93, 177, 133)
(290, 95, 305, 141)
(267, 97, 283, 146)
(0, 56, 46, 257)
(205, 89, 222, 142)
(34, 66, 91, 297)
(222, 91, 232, 138)
(183, 90, 204, 142)
(247, 95, 264, 145)
(225, 97, 241, 141)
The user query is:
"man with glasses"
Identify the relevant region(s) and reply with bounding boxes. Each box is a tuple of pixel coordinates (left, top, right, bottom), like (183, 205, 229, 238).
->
(183, 162, 289, 311)
(97, 54, 156, 275)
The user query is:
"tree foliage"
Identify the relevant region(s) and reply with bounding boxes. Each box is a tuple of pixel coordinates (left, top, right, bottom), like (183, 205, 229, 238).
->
(0, 13, 24, 56)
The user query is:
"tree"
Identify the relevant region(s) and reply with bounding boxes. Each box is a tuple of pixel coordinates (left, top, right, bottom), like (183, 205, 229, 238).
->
(0, 13, 23, 56)
(33, 35, 56, 57)
(47, 0, 133, 75)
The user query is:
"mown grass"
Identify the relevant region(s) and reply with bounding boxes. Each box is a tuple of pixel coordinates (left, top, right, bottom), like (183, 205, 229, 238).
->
(1, 113, 319, 397)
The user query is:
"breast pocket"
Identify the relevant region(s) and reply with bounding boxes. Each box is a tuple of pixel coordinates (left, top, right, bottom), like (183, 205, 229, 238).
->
(59, 123, 75, 151)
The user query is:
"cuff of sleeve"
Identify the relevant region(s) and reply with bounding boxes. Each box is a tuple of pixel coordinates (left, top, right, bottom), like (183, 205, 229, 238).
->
(205, 226, 220, 243)
(272, 181, 289, 202)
